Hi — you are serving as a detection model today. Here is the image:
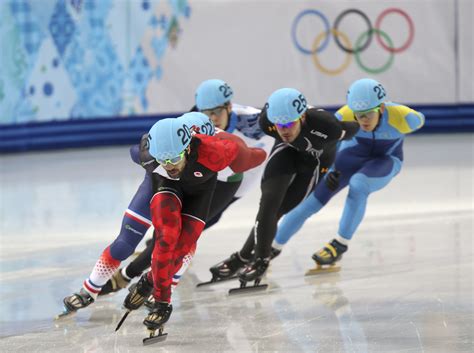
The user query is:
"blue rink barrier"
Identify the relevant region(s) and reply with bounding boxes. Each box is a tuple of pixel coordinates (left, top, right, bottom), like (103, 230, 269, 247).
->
(1, 104, 473, 153)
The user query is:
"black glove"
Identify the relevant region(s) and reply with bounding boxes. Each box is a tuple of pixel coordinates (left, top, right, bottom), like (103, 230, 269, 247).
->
(325, 170, 341, 191)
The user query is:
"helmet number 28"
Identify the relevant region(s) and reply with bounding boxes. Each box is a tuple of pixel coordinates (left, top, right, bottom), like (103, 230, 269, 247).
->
(292, 94, 307, 114)
(373, 84, 386, 100)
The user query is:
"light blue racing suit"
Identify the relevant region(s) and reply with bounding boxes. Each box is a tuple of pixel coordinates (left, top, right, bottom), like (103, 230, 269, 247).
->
(274, 102, 425, 245)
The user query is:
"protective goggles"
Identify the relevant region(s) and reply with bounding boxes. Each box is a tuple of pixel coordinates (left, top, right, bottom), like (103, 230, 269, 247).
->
(201, 105, 227, 117)
(275, 116, 302, 129)
(354, 106, 380, 119)
(156, 150, 186, 166)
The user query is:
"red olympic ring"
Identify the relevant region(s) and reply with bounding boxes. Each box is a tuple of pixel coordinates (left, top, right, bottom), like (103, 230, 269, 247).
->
(375, 8, 415, 53)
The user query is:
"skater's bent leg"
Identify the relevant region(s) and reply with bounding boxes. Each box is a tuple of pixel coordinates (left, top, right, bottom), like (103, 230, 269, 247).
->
(253, 174, 293, 258)
(338, 157, 400, 239)
(150, 191, 182, 303)
(172, 243, 196, 289)
(171, 214, 205, 270)
(239, 227, 256, 259)
(274, 172, 350, 248)
(125, 234, 154, 279)
(274, 194, 324, 247)
(83, 246, 121, 297)
(84, 175, 153, 296)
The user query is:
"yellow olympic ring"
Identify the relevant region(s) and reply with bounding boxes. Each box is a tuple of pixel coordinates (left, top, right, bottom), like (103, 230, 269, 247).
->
(311, 29, 352, 76)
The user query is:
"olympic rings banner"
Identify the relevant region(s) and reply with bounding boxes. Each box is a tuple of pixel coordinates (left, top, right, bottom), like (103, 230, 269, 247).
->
(145, 0, 472, 111)
(291, 8, 415, 76)
(1, 0, 472, 125)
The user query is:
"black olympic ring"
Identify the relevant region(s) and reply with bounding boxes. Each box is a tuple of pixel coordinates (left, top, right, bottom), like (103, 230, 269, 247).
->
(333, 9, 373, 54)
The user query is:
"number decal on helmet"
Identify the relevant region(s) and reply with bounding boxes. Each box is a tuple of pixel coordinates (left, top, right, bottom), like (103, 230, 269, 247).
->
(219, 84, 233, 98)
(199, 121, 215, 136)
(177, 124, 192, 146)
(373, 84, 386, 100)
(292, 94, 307, 114)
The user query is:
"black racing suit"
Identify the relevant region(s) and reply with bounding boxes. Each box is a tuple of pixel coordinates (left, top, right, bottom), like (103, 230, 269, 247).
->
(239, 107, 359, 259)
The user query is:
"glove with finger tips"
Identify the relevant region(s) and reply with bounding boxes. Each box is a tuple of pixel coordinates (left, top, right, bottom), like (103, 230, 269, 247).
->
(325, 170, 341, 191)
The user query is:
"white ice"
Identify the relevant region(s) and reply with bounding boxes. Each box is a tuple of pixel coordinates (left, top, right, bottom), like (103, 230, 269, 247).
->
(0, 134, 472, 352)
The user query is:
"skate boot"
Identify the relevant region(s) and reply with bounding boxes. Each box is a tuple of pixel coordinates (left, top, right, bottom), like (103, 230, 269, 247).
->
(306, 239, 348, 275)
(56, 288, 95, 319)
(142, 302, 173, 345)
(123, 273, 154, 311)
(99, 269, 131, 296)
(229, 257, 270, 294)
(144, 294, 155, 309)
(197, 252, 248, 287)
(270, 247, 281, 260)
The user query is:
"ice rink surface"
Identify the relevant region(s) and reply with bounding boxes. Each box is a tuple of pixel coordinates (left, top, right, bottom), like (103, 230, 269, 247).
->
(0, 134, 472, 353)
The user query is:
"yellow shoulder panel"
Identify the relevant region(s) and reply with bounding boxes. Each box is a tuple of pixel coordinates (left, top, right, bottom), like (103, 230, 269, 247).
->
(336, 105, 356, 122)
(386, 104, 421, 134)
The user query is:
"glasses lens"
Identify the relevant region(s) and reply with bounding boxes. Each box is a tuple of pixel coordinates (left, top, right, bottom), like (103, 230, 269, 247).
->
(276, 119, 299, 129)
(157, 151, 185, 165)
(202, 106, 225, 116)
(355, 107, 379, 119)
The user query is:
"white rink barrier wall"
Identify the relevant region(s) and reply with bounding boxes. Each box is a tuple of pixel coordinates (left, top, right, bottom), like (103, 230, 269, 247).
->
(0, 0, 472, 152)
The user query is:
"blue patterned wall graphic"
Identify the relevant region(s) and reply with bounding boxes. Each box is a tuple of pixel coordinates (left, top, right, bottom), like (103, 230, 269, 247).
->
(0, 0, 191, 124)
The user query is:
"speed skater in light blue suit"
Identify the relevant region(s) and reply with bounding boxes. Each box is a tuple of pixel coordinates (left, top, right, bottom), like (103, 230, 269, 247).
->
(272, 78, 425, 267)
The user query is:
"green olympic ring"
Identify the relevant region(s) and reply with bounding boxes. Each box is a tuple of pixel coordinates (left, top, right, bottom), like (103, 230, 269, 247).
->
(354, 28, 395, 74)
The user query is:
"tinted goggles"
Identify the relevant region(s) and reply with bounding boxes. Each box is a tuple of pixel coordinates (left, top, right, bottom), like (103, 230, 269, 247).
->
(156, 150, 186, 166)
(201, 105, 226, 117)
(354, 106, 380, 119)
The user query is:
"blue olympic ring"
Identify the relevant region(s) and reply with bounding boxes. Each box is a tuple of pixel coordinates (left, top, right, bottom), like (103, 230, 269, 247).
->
(291, 9, 330, 55)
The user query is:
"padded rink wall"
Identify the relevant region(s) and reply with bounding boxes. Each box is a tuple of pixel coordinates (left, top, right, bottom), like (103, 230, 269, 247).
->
(0, 0, 473, 153)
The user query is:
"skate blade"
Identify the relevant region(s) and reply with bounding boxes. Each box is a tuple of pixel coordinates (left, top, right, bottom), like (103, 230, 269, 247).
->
(54, 310, 75, 320)
(305, 265, 340, 276)
(228, 283, 268, 295)
(143, 332, 168, 345)
(196, 275, 237, 287)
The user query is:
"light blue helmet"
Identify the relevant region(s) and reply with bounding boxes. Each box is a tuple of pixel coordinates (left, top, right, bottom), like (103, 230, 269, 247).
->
(178, 112, 215, 136)
(195, 79, 233, 110)
(347, 78, 387, 112)
(267, 88, 307, 124)
(148, 117, 192, 161)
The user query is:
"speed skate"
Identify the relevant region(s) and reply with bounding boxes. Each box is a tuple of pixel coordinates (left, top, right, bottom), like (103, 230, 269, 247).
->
(143, 327, 168, 345)
(305, 263, 341, 276)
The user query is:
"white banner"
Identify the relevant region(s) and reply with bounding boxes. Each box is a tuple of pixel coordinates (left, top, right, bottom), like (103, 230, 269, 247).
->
(457, 0, 473, 103)
(151, 0, 461, 112)
(0, 0, 470, 124)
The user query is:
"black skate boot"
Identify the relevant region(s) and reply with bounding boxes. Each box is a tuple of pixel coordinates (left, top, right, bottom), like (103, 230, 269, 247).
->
(229, 257, 270, 294)
(123, 273, 154, 311)
(142, 302, 173, 345)
(56, 288, 95, 319)
(197, 252, 248, 287)
(306, 239, 348, 275)
(115, 273, 155, 332)
(99, 269, 131, 296)
(270, 247, 281, 260)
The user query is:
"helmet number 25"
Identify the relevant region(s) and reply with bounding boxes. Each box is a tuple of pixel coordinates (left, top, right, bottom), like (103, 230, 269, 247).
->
(292, 94, 307, 114)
